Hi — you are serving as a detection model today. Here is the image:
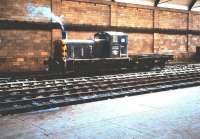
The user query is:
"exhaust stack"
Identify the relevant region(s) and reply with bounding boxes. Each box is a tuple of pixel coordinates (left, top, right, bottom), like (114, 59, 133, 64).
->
(62, 31, 67, 39)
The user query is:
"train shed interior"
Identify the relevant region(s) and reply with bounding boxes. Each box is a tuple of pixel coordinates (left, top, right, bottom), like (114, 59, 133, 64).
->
(1, 0, 200, 138)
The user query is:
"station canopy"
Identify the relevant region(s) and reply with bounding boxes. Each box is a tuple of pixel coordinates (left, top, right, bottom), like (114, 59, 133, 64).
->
(114, 0, 199, 11)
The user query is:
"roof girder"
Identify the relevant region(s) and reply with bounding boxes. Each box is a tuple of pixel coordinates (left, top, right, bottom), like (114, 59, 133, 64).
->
(188, 0, 197, 10)
(154, 0, 160, 7)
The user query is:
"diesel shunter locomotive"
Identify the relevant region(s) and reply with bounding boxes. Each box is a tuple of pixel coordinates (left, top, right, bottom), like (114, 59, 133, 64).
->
(46, 31, 173, 73)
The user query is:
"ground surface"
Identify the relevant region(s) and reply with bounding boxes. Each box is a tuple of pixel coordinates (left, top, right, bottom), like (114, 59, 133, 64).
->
(1, 86, 200, 139)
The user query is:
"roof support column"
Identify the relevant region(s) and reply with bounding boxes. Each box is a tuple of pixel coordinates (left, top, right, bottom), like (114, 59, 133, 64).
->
(186, 12, 190, 53)
(153, 0, 160, 53)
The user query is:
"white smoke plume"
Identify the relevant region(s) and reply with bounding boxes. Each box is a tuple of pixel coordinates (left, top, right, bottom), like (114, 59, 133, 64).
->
(27, 3, 65, 31)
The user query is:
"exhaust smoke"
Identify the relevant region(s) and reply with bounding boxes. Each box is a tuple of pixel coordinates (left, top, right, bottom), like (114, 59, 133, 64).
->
(27, 3, 65, 32)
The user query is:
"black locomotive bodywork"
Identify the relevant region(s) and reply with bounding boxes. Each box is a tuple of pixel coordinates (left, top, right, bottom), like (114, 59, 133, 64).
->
(46, 31, 173, 73)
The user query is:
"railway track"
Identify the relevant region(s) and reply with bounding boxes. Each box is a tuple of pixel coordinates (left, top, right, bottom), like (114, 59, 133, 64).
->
(0, 64, 200, 116)
(0, 63, 199, 83)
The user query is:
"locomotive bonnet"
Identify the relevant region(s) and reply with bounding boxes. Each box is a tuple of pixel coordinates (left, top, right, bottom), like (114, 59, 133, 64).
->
(56, 31, 128, 59)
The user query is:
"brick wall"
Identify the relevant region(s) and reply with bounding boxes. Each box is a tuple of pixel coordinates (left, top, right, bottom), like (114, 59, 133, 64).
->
(1, 0, 200, 72)
(0, 30, 51, 72)
(115, 6, 153, 28)
(128, 33, 153, 55)
(154, 10, 188, 29)
(154, 9, 189, 60)
(0, 0, 51, 72)
(189, 35, 200, 53)
(0, 0, 51, 22)
(154, 33, 187, 59)
(62, 1, 110, 25)
(189, 13, 200, 31)
(188, 13, 200, 58)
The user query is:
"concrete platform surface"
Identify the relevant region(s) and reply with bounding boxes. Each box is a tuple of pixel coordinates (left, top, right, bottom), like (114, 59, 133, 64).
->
(1, 86, 200, 139)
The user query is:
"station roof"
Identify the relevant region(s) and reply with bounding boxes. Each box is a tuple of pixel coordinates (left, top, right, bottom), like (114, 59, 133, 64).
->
(113, 0, 199, 11)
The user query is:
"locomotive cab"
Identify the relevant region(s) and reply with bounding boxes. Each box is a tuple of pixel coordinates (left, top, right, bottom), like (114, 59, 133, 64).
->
(94, 32, 128, 58)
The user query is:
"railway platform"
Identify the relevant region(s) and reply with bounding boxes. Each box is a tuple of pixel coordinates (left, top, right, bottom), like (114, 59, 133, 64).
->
(1, 86, 200, 139)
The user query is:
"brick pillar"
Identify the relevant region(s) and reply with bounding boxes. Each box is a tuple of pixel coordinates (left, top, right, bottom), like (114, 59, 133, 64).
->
(153, 9, 159, 54)
(154, 33, 160, 54)
(186, 12, 190, 53)
(110, 3, 118, 26)
(51, 0, 62, 56)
